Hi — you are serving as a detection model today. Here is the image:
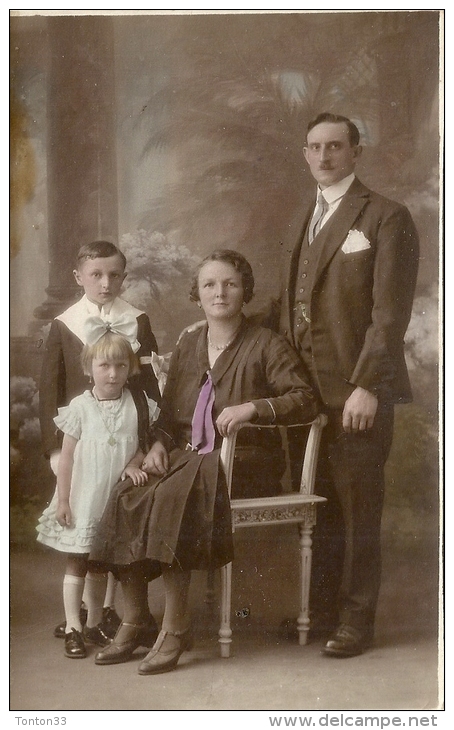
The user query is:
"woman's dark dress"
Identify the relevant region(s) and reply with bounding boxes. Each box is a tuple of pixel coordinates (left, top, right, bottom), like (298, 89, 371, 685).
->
(89, 318, 316, 578)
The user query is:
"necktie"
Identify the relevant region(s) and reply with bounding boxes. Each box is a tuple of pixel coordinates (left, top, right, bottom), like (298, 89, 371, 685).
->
(191, 372, 216, 454)
(308, 191, 329, 243)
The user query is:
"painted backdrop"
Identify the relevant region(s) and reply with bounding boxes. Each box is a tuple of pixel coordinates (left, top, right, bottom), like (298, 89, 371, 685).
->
(10, 12, 440, 617)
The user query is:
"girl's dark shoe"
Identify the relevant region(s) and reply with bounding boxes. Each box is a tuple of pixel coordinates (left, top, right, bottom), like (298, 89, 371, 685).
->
(54, 606, 88, 638)
(95, 619, 158, 665)
(55, 606, 120, 640)
(83, 624, 111, 647)
(137, 627, 193, 675)
(64, 628, 86, 658)
(100, 607, 121, 639)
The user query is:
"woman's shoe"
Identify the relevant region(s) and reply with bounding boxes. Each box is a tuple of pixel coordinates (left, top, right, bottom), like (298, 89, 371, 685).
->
(137, 627, 193, 675)
(94, 619, 158, 665)
(64, 628, 86, 658)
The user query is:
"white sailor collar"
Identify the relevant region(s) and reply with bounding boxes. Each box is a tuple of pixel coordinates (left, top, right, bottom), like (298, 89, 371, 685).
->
(56, 295, 144, 344)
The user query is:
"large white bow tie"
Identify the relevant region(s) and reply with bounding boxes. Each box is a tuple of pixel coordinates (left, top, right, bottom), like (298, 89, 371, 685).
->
(84, 314, 140, 353)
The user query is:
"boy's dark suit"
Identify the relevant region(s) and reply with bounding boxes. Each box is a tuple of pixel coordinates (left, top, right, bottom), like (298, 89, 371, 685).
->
(279, 176, 419, 641)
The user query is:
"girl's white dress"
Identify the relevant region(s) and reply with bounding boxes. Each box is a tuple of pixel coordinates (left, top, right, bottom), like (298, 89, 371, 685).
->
(36, 389, 159, 554)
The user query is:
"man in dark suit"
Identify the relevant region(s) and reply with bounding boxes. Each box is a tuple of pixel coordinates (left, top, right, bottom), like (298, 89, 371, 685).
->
(279, 112, 419, 657)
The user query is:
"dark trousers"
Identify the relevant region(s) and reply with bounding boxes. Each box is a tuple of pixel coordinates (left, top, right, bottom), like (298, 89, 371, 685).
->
(290, 404, 394, 636)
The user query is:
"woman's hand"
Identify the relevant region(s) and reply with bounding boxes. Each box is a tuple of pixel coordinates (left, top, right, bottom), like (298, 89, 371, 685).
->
(56, 501, 72, 527)
(121, 465, 149, 486)
(216, 403, 258, 437)
(141, 441, 169, 476)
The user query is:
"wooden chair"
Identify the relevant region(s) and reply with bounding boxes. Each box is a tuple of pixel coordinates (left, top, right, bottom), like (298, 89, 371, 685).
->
(217, 414, 328, 657)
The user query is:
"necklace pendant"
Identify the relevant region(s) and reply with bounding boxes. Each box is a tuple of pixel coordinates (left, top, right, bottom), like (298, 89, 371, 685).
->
(107, 435, 117, 446)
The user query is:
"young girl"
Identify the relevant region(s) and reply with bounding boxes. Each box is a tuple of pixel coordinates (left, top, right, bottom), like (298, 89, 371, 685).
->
(36, 324, 160, 658)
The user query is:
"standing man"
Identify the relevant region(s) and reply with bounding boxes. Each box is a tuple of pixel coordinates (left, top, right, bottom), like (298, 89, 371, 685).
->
(279, 112, 419, 657)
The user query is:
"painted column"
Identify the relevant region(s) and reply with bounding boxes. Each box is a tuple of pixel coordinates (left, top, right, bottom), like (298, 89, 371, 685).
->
(34, 15, 118, 322)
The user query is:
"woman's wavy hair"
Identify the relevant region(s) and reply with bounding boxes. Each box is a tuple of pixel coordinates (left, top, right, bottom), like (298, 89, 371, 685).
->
(189, 249, 255, 304)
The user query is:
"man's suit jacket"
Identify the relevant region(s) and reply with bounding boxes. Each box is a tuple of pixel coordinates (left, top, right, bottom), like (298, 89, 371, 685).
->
(279, 177, 419, 409)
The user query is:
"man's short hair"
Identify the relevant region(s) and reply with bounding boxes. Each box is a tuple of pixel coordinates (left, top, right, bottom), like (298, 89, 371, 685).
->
(307, 112, 360, 147)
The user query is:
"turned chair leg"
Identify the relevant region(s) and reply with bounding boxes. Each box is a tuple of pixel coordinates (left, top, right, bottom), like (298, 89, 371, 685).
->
(297, 522, 313, 645)
(219, 561, 233, 657)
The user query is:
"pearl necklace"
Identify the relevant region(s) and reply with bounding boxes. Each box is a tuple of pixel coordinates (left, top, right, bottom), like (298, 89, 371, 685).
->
(207, 326, 241, 351)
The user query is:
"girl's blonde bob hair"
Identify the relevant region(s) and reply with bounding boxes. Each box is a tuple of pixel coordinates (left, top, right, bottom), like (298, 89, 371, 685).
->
(81, 331, 140, 377)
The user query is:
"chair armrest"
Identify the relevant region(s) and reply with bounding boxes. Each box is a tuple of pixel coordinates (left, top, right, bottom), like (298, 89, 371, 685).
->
(220, 414, 328, 497)
(220, 430, 238, 492)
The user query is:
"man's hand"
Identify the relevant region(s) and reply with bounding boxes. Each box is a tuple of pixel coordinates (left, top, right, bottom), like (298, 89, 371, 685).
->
(342, 387, 378, 432)
(216, 403, 258, 437)
(141, 441, 169, 476)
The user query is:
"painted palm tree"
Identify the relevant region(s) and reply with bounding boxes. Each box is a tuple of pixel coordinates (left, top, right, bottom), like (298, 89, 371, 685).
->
(131, 13, 431, 258)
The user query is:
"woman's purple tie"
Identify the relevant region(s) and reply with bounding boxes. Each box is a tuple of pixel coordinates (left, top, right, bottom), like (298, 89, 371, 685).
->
(191, 372, 216, 454)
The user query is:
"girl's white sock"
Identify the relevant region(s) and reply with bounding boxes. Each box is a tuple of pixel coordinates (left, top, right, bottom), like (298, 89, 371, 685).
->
(63, 574, 85, 633)
(84, 572, 108, 628)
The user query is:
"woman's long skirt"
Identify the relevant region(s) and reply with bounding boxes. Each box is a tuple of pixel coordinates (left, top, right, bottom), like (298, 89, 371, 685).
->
(89, 447, 234, 579)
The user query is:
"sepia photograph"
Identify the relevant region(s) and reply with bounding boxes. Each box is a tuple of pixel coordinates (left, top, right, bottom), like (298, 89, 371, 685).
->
(9, 8, 442, 717)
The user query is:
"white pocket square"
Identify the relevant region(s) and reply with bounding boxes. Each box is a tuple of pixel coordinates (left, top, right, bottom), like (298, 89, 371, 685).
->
(341, 229, 371, 254)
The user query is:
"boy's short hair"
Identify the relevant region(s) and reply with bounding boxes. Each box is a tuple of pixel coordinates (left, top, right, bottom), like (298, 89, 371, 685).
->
(76, 241, 127, 270)
(81, 331, 140, 376)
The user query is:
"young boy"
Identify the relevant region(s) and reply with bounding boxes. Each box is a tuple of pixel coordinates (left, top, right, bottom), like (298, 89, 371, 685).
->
(39, 240, 161, 642)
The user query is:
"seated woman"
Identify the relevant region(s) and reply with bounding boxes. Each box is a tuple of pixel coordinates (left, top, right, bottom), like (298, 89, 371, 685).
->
(89, 249, 317, 675)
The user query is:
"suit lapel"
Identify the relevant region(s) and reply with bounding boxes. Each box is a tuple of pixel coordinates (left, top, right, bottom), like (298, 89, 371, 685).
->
(313, 178, 371, 285)
(209, 318, 252, 385)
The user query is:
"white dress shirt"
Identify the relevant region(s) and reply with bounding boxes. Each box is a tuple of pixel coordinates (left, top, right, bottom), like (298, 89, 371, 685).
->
(316, 173, 356, 231)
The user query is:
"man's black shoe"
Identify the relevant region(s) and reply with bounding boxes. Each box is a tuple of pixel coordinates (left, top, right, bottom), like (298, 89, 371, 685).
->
(322, 624, 371, 658)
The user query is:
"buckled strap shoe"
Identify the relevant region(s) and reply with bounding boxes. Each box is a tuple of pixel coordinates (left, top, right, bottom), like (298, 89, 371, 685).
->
(64, 628, 86, 658)
(138, 627, 193, 675)
(322, 624, 371, 658)
(95, 618, 158, 665)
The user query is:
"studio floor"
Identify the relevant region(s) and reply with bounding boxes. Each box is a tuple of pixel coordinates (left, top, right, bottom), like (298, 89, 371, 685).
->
(10, 526, 442, 712)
